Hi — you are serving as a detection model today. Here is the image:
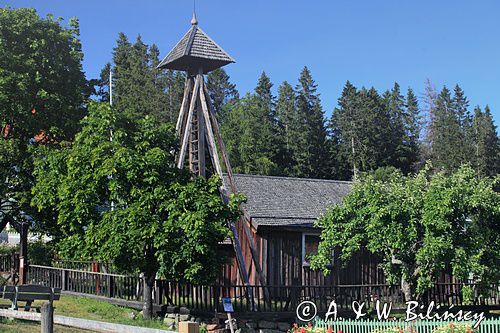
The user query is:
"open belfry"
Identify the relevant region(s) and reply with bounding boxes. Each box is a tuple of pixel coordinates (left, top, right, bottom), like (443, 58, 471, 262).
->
(157, 13, 234, 179)
(157, 13, 261, 302)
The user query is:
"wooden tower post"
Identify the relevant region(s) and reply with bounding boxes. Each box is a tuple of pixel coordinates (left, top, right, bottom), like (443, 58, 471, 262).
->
(157, 13, 262, 309)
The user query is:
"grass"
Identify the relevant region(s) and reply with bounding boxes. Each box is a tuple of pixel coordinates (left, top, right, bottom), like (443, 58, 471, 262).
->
(0, 318, 91, 332)
(0, 295, 168, 330)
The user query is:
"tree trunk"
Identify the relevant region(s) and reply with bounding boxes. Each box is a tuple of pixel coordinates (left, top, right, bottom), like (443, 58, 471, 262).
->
(142, 272, 155, 319)
(401, 276, 414, 302)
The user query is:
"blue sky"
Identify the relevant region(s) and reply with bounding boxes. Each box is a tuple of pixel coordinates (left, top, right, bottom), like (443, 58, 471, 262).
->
(4, 0, 500, 125)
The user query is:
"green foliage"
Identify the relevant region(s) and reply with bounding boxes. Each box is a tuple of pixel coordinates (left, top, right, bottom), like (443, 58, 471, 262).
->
(27, 240, 56, 266)
(472, 105, 499, 177)
(207, 68, 239, 123)
(0, 243, 18, 255)
(461, 285, 474, 305)
(0, 7, 88, 233)
(222, 92, 279, 176)
(312, 164, 500, 299)
(31, 102, 243, 285)
(102, 33, 185, 124)
(432, 323, 474, 333)
(0, 7, 88, 141)
(292, 67, 329, 179)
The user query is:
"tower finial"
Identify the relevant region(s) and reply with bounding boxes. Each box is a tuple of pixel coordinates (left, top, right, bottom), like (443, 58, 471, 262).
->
(191, 0, 198, 25)
(191, 11, 198, 25)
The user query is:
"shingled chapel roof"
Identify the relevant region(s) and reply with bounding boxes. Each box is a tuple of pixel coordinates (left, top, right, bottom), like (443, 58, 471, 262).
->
(157, 15, 234, 74)
(224, 174, 352, 229)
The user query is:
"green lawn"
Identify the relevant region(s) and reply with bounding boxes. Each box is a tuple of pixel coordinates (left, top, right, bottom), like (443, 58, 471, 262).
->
(0, 318, 91, 332)
(0, 295, 168, 330)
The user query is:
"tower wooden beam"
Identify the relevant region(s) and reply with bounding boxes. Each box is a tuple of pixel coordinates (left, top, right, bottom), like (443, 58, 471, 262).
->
(177, 75, 201, 169)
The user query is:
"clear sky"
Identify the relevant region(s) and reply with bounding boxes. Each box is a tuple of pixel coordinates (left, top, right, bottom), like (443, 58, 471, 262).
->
(4, 0, 500, 125)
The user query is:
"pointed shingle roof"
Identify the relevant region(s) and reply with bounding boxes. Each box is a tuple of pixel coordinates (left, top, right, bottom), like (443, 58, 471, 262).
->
(158, 20, 235, 74)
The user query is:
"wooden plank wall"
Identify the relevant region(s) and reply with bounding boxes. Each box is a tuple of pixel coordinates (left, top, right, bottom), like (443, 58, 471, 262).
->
(220, 224, 389, 287)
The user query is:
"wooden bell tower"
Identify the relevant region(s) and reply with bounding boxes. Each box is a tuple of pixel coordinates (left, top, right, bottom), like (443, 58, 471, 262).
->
(157, 13, 235, 181)
(157, 13, 258, 304)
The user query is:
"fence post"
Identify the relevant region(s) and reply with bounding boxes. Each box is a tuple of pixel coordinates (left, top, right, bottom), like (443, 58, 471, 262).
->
(61, 269, 67, 291)
(107, 275, 114, 298)
(41, 302, 54, 333)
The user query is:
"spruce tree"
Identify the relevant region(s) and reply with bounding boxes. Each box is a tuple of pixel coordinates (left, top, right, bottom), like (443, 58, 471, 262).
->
(149, 44, 170, 123)
(473, 105, 499, 177)
(221, 73, 279, 176)
(93, 62, 111, 103)
(275, 81, 297, 175)
(207, 68, 238, 123)
(430, 86, 462, 171)
(221, 94, 277, 175)
(329, 81, 359, 179)
(293, 67, 328, 178)
(108, 33, 185, 124)
(404, 88, 421, 172)
(452, 84, 474, 163)
(330, 82, 393, 179)
(387, 82, 407, 171)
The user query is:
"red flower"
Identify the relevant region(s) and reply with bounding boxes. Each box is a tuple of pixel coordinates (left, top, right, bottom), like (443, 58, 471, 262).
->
(337, 330, 343, 333)
(327, 326, 333, 333)
(300, 327, 306, 333)
(308, 322, 312, 328)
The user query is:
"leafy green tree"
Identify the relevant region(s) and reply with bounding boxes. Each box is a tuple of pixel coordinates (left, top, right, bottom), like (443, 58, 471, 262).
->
(0, 7, 88, 141)
(31, 102, 242, 319)
(312, 164, 500, 301)
(0, 8, 88, 231)
(473, 105, 499, 177)
(207, 68, 239, 123)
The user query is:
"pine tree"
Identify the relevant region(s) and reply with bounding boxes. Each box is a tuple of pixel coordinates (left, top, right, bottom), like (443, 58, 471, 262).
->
(109, 33, 185, 124)
(330, 82, 393, 179)
(93, 62, 111, 103)
(221, 73, 279, 176)
(275, 81, 297, 175)
(221, 94, 278, 175)
(255, 72, 274, 111)
(473, 105, 499, 177)
(293, 67, 329, 178)
(207, 68, 238, 123)
(149, 43, 170, 123)
(113, 34, 156, 117)
(430, 86, 462, 171)
(165, 70, 186, 124)
(404, 88, 421, 172)
(329, 81, 359, 179)
(452, 84, 474, 163)
(421, 79, 438, 163)
(387, 82, 407, 171)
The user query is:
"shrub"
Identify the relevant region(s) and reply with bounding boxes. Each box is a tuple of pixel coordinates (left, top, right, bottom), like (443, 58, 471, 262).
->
(432, 323, 474, 333)
(28, 239, 56, 265)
